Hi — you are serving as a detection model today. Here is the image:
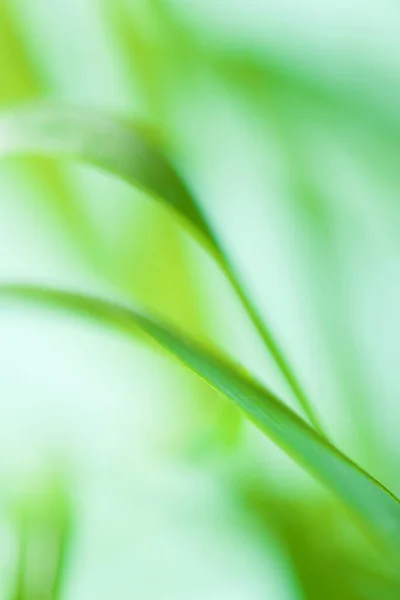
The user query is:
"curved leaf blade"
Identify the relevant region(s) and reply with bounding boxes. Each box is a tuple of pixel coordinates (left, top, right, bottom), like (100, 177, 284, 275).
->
(1, 283, 400, 555)
(0, 104, 213, 245)
(0, 103, 324, 433)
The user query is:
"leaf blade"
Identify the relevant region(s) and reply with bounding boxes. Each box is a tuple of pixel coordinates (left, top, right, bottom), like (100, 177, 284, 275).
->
(1, 282, 400, 555)
(0, 103, 324, 433)
(0, 104, 213, 246)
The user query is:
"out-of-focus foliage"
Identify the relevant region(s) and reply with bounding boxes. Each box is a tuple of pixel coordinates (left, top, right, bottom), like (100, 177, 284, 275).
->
(6, 474, 72, 600)
(0, 0, 399, 598)
(3, 281, 400, 558)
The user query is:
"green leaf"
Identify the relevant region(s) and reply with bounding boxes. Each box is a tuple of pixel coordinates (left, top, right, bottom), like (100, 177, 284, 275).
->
(0, 103, 324, 434)
(239, 482, 400, 599)
(1, 282, 400, 556)
(0, 103, 213, 248)
(8, 474, 73, 600)
(0, 11, 98, 255)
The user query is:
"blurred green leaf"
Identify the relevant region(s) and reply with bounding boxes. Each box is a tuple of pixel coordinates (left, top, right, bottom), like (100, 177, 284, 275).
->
(240, 482, 400, 599)
(100, 1, 243, 453)
(210, 46, 400, 149)
(0, 104, 213, 248)
(0, 3, 39, 103)
(1, 283, 400, 557)
(8, 475, 73, 600)
(0, 102, 323, 434)
(0, 5, 99, 259)
(103, 0, 199, 130)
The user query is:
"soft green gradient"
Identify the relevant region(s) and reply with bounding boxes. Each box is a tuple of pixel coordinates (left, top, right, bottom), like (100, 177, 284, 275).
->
(0, 0, 399, 598)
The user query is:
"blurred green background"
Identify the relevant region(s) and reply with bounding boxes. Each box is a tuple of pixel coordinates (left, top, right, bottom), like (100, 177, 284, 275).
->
(0, 0, 400, 598)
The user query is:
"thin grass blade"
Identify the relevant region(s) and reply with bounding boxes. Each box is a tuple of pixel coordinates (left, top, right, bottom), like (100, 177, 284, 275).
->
(0, 103, 324, 433)
(1, 283, 400, 556)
